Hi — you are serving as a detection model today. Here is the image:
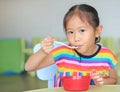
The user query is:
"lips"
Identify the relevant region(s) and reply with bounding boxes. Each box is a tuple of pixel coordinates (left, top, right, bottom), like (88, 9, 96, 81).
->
(71, 43, 83, 49)
(76, 45, 83, 49)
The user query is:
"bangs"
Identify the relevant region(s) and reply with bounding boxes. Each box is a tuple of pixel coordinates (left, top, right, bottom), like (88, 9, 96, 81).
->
(64, 10, 97, 31)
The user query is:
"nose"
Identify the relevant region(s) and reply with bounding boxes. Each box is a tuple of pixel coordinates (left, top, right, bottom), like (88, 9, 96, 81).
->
(74, 32, 80, 42)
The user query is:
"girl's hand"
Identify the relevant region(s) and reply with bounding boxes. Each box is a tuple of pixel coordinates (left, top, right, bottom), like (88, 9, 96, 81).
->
(41, 36, 54, 54)
(91, 70, 104, 85)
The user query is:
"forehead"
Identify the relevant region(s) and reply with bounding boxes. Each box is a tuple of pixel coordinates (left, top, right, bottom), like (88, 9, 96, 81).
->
(66, 14, 90, 28)
(64, 9, 97, 30)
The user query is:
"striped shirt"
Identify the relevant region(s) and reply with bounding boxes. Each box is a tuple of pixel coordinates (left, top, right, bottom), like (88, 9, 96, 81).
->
(51, 44, 118, 87)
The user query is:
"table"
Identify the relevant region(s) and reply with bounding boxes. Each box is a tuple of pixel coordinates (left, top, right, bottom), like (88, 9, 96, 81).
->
(24, 85, 120, 92)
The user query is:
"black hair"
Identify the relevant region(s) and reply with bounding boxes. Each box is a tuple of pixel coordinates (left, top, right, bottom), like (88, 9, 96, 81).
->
(63, 4, 100, 43)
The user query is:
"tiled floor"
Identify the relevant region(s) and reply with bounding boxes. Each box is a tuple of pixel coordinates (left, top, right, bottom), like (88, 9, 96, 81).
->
(0, 73, 47, 92)
(0, 72, 120, 92)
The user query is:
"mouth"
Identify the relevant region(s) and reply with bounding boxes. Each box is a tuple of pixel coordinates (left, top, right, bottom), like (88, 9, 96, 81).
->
(70, 43, 83, 49)
(75, 45, 83, 49)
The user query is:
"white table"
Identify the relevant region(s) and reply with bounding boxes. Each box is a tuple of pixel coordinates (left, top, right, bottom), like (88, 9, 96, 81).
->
(24, 85, 120, 92)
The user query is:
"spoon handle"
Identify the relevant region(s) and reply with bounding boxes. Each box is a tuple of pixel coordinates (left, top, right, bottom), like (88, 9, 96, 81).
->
(54, 41, 78, 49)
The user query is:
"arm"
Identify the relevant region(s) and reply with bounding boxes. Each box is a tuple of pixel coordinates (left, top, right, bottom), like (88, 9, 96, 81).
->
(103, 68, 117, 84)
(91, 68, 117, 85)
(25, 36, 55, 71)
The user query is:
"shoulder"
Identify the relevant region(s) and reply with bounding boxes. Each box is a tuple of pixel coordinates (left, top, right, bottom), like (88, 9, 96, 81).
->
(99, 45, 118, 63)
(97, 44, 118, 60)
(100, 45, 116, 55)
(97, 45, 118, 68)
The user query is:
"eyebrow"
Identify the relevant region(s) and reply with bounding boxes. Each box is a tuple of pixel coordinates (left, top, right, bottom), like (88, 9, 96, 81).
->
(66, 25, 87, 31)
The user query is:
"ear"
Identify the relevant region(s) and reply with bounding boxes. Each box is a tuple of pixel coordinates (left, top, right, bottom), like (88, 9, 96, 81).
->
(95, 25, 103, 37)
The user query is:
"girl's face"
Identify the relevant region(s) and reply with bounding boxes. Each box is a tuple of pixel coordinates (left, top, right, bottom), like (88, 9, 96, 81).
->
(66, 15, 102, 55)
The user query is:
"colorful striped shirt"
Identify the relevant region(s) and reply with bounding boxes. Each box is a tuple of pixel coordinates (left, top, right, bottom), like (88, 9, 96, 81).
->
(51, 44, 118, 87)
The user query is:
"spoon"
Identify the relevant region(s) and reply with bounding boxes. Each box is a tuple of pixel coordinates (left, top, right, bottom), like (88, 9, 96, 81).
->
(54, 41, 78, 49)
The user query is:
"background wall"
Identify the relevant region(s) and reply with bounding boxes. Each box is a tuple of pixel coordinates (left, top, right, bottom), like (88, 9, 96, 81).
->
(0, 0, 120, 46)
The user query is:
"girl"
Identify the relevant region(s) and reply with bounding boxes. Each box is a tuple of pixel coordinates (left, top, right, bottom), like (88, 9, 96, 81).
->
(25, 4, 118, 87)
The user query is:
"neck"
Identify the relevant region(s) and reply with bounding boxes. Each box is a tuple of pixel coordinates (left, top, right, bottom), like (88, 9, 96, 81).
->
(77, 44, 98, 56)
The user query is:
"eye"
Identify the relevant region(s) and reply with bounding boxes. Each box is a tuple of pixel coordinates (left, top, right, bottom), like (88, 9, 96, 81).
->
(80, 29, 85, 32)
(67, 31, 74, 34)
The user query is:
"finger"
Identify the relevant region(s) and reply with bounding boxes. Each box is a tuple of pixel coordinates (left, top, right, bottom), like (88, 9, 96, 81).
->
(99, 81, 104, 85)
(46, 36, 54, 42)
(92, 69, 96, 73)
(93, 75, 100, 79)
(90, 69, 97, 76)
(42, 40, 53, 47)
(97, 77, 103, 81)
(91, 72, 99, 78)
(42, 48, 52, 54)
(45, 45, 54, 49)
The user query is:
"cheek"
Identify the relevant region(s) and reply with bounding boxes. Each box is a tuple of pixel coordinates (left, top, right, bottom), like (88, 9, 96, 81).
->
(67, 34, 73, 39)
(67, 36, 74, 44)
(84, 34, 95, 43)
(67, 37, 72, 42)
